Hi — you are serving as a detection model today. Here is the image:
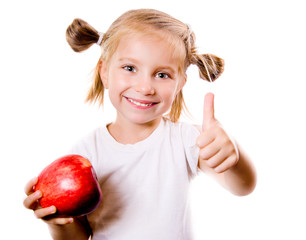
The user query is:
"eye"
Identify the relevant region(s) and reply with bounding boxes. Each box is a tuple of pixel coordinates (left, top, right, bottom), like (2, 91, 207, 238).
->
(155, 72, 169, 79)
(123, 65, 136, 72)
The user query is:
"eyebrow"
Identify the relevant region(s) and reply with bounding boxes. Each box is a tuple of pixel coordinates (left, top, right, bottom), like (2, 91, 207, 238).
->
(118, 57, 139, 63)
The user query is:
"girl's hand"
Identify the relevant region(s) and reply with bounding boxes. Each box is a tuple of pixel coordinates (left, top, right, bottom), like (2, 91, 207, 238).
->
(197, 93, 239, 173)
(23, 177, 74, 225)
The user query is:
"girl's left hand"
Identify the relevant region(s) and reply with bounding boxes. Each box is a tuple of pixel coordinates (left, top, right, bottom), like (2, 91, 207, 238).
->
(196, 93, 239, 173)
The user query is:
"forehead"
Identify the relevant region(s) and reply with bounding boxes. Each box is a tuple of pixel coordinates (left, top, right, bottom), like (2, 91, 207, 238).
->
(117, 35, 172, 59)
(110, 31, 185, 70)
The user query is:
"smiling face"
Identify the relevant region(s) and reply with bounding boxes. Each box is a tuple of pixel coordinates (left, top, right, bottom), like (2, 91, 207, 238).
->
(100, 33, 186, 127)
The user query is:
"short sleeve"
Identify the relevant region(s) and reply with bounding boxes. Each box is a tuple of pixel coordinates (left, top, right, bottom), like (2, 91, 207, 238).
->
(67, 130, 99, 176)
(69, 140, 92, 162)
(181, 123, 201, 176)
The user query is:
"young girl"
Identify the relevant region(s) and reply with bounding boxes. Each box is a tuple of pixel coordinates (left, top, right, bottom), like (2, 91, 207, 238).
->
(24, 9, 256, 240)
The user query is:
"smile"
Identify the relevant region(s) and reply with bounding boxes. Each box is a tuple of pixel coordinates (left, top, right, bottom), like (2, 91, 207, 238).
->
(124, 96, 157, 107)
(128, 98, 153, 107)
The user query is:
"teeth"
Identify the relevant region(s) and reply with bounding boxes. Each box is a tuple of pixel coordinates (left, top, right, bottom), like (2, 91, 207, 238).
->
(127, 98, 153, 107)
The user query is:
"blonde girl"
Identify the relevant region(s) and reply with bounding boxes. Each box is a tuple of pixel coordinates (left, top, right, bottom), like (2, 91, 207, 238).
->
(24, 9, 256, 240)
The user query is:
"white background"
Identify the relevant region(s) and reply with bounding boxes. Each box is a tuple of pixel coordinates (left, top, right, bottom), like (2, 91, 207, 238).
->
(1, 0, 305, 239)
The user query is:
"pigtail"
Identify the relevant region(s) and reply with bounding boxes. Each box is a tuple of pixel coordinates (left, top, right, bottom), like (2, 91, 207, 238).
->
(66, 18, 105, 106)
(66, 18, 100, 52)
(193, 53, 225, 82)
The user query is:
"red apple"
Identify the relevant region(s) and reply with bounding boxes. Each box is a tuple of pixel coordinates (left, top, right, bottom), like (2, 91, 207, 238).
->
(34, 154, 102, 216)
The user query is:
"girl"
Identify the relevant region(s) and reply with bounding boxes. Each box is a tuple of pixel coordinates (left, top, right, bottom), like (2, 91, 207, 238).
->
(24, 9, 256, 240)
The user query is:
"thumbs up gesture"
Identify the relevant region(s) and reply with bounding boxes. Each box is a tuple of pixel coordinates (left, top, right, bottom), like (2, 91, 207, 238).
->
(197, 93, 239, 173)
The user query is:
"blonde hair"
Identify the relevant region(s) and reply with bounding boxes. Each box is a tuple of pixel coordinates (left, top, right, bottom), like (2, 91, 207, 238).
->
(66, 9, 224, 122)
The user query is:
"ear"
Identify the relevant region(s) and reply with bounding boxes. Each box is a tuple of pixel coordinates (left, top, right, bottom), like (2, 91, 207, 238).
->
(176, 74, 187, 95)
(99, 59, 109, 89)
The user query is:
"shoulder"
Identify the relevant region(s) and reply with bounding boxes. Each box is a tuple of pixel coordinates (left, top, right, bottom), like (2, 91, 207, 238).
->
(163, 118, 200, 141)
(74, 127, 103, 146)
(164, 117, 199, 130)
(163, 118, 201, 176)
(69, 126, 105, 159)
(68, 125, 109, 175)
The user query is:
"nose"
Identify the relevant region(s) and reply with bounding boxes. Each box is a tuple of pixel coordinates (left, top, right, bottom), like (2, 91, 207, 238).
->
(134, 75, 155, 95)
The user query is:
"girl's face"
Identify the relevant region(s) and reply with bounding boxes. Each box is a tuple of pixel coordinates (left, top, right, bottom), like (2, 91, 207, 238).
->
(100, 33, 186, 126)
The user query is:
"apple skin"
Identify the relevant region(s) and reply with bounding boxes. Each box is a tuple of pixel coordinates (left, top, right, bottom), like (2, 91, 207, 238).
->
(34, 154, 102, 216)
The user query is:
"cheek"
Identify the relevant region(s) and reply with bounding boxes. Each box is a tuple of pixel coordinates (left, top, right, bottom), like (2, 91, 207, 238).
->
(108, 71, 126, 91)
(161, 84, 180, 104)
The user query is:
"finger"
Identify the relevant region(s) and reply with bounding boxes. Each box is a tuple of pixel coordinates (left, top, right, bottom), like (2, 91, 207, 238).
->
(35, 206, 57, 219)
(24, 177, 38, 195)
(214, 154, 238, 173)
(38, 206, 74, 225)
(198, 141, 220, 161)
(206, 135, 237, 166)
(196, 130, 215, 148)
(46, 217, 74, 225)
(205, 146, 232, 168)
(202, 92, 215, 131)
(23, 190, 42, 209)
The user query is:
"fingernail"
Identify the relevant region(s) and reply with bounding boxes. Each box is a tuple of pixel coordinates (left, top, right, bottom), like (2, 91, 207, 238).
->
(50, 206, 57, 214)
(35, 191, 42, 198)
(33, 177, 39, 184)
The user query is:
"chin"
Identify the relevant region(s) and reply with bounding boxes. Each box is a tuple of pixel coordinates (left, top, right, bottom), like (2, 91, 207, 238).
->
(128, 115, 162, 126)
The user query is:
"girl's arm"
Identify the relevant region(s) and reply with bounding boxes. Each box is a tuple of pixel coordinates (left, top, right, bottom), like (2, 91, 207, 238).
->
(23, 177, 91, 240)
(196, 93, 256, 196)
(198, 144, 256, 196)
(47, 216, 91, 240)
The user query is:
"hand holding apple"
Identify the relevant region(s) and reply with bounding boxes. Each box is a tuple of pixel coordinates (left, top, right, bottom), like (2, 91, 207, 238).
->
(24, 154, 102, 221)
(23, 176, 75, 225)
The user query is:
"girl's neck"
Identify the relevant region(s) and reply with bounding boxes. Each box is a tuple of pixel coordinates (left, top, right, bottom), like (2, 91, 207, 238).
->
(107, 117, 162, 144)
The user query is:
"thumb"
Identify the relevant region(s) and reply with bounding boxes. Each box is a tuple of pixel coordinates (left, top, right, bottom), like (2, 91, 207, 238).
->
(202, 92, 215, 131)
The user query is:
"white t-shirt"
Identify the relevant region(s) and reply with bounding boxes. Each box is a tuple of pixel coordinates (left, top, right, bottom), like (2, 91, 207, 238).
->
(70, 118, 200, 240)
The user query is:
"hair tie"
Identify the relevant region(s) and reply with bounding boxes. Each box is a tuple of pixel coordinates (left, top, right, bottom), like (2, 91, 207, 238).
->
(96, 32, 104, 46)
(186, 24, 193, 35)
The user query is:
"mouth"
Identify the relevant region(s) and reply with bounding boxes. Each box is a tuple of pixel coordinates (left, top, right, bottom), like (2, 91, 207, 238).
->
(124, 96, 158, 108)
